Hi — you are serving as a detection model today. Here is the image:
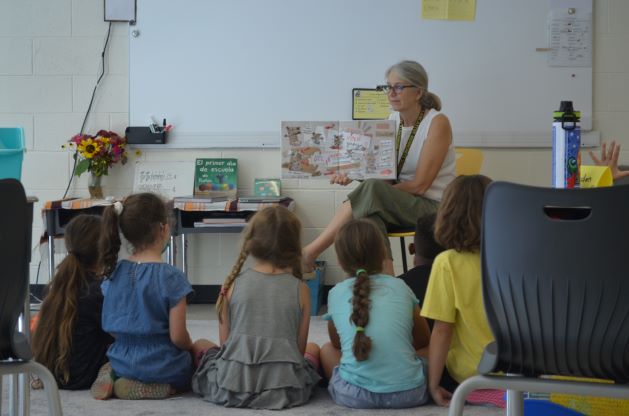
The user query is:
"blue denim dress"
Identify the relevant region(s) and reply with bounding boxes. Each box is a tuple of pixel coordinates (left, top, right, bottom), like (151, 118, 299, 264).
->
(101, 260, 193, 388)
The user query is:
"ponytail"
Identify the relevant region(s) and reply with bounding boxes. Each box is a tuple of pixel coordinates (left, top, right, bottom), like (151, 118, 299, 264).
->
(351, 269, 372, 361)
(420, 91, 441, 111)
(216, 247, 248, 323)
(99, 205, 121, 277)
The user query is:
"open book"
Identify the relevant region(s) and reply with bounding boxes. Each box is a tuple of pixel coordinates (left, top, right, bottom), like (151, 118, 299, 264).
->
(281, 120, 396, 180)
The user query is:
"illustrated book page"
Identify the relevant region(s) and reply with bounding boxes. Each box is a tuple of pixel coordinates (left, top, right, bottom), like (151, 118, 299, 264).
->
(281, 120, 395, 180)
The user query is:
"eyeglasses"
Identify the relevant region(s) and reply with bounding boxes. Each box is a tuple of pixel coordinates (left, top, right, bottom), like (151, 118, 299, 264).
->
(376, 84, 417, 94)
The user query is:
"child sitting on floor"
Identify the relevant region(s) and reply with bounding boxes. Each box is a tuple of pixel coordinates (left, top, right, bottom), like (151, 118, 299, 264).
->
(321, 218, 431, 409)
(192, 206, 321, 410)
(91, 193, 207, 400)
(421, 175, 495, 406)
(398, 213, 444, 308)
(32, 214, 114, 390)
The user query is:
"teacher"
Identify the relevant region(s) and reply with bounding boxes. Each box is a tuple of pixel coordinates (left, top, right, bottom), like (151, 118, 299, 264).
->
(303, 60, 456, 275)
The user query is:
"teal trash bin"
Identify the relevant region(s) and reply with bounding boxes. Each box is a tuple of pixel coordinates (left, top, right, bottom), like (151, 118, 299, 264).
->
(0, 127, 25, 180)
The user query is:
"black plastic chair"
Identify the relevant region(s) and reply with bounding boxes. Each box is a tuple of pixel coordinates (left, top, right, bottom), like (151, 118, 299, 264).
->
(0, 179, 62, 415)
(449, 182, 629, 416)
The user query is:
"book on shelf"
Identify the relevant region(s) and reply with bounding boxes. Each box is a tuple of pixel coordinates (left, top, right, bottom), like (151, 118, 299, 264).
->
(174, 195, 230, 203)
(281, 120, 396, 180)
(193, 158, 238, 198)
(253, 178, 281, 196)
(201, 217, 247, 224)
(193, 221, 247, 228)
(238, 196, 289, 203)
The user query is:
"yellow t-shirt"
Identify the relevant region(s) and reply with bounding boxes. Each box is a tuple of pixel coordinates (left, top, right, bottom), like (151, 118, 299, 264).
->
(421, 249, 494, 383)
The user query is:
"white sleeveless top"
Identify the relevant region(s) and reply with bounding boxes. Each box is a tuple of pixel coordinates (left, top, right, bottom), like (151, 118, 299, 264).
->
(389, 109, 456, 201)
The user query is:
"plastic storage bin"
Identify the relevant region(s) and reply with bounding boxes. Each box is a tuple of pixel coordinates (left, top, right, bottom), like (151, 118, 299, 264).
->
(0, 127, 25, 180)
(305, 260, 326, 315)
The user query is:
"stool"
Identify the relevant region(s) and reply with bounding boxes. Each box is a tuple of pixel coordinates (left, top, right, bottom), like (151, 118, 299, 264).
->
(386, 226, 415, 273)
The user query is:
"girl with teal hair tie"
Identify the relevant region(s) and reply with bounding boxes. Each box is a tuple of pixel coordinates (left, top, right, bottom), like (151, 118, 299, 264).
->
(320, 219, 431, 409)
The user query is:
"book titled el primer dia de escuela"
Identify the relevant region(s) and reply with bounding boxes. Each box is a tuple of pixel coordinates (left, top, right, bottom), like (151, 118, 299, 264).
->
(193, 158, 237, 198)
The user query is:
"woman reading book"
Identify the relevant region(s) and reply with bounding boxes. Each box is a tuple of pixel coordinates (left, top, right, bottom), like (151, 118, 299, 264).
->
(303, 60, 456, 275)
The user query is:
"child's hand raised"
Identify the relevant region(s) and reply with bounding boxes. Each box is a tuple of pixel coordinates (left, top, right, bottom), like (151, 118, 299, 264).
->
(430, 386, 452, 407)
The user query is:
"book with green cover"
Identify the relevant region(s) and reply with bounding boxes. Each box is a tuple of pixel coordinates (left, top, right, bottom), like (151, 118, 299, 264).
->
(253, 178, 281, 197)
(193, 158, 238, 198)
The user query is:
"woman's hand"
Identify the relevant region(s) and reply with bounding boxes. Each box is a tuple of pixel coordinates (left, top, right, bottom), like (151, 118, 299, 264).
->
(329, 173, 353, 186)
(430, 386, 453, 406)
(589, 140, 629, 181)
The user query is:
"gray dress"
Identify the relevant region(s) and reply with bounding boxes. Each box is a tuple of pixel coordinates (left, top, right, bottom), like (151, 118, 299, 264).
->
(192, 269, 320, 409)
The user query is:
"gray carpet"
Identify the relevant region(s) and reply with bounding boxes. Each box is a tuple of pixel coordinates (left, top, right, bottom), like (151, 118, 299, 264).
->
(3, 318, 503, 415)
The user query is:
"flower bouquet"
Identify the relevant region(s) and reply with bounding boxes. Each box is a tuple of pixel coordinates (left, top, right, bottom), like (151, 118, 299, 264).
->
(63, 130, 128, 198)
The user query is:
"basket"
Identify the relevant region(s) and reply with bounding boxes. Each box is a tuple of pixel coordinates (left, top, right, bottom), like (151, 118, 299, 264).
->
(0, 127, 25, 180)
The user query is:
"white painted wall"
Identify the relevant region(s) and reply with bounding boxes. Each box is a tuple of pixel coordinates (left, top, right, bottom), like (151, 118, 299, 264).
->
(1, 0, 628, 286)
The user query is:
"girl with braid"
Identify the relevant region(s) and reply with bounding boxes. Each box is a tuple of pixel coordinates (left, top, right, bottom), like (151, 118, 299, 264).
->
(192, 206, 321, 409)
(91, 193, 207, 400)
(321, 219, 431, 409)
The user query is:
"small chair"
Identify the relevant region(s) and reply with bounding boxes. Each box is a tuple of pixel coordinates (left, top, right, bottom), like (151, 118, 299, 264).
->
(0, 179, 63, 416)
(455, 147, 484, 176)
(448, 181, 629, 416)
(387, 148, 484, 273)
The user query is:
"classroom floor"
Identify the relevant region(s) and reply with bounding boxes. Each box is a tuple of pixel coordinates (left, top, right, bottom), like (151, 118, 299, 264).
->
(2, 305, 504, 416)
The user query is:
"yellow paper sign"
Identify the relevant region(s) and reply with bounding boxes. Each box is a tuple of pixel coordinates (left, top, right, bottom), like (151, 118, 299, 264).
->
(352, 89, 391, 120)
(422, 0, 476, 21)
(580, 165, 613, 188)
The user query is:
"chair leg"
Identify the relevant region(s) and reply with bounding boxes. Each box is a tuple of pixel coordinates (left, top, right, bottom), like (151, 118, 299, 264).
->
(10, 373, 19, 416)
(448, 375, 501, 416)
(399, 236, 408, 273)
(506, 389, 524, 416)
(21, 361, 63, 416)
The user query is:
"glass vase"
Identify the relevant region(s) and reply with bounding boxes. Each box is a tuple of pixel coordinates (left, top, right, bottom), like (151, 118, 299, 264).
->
(88, 173, 104, 199)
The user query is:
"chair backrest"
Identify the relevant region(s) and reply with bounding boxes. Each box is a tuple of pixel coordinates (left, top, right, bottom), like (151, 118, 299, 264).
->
(481, 181, 629, 382)
(0, 178, 32, 360)
(455, 147, 483, 176)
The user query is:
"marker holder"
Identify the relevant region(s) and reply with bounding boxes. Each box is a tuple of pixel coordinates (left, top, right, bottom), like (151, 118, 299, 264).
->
(125, 126, 167, 144)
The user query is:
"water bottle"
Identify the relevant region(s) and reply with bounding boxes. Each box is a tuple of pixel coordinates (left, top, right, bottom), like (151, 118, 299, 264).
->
(552, 101, 581, 188)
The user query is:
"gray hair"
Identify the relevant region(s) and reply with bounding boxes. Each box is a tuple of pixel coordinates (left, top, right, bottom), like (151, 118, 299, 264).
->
(385, 60, 441, 111)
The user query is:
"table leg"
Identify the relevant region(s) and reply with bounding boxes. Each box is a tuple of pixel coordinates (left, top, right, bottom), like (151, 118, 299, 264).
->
(168, 235, 176, 266)
(181, 233, 187, 276)
(47, 234, 55, 281)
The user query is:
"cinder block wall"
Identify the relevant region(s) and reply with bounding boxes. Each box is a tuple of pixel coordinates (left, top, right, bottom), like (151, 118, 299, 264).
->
(1, 0, 628, 286)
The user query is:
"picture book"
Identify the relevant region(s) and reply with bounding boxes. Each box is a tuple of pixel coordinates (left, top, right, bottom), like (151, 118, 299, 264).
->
(238, 196, 288, 203)
(174, 195, 229, 203)
(193, 158, 237, 198)
(253, 178, 281, 196)
(281, 120, 396, 180)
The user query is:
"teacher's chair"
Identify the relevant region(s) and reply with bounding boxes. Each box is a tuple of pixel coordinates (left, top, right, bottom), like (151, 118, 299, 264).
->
(0, 179, 63, 416)
(448, 182, 629, 416)
(388, 147, 484, 273)
(455, 147, 484, 176)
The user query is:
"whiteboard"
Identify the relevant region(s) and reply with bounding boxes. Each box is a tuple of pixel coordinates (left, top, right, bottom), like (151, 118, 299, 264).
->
(129, 0, 594, 148)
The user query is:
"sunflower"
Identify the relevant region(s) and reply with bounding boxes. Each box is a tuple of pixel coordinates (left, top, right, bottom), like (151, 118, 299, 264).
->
(78, 138, 101, 159)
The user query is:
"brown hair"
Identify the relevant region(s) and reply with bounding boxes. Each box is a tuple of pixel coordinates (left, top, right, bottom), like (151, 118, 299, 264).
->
(334, 219, 387, 361)
(434, 175, 492, 252)
(99, 193, 168, 276)
(216, 206, 303, 323)
(414, 213, 444, 261)
(31, 214, 102, 383)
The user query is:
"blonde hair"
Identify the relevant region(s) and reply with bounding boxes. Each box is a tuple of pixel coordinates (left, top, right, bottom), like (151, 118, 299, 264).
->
(334, 219, 387, 361)
(385, 60, 442, 111)
(216, 206, 303, 323)
(434, 175, 492, 252)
